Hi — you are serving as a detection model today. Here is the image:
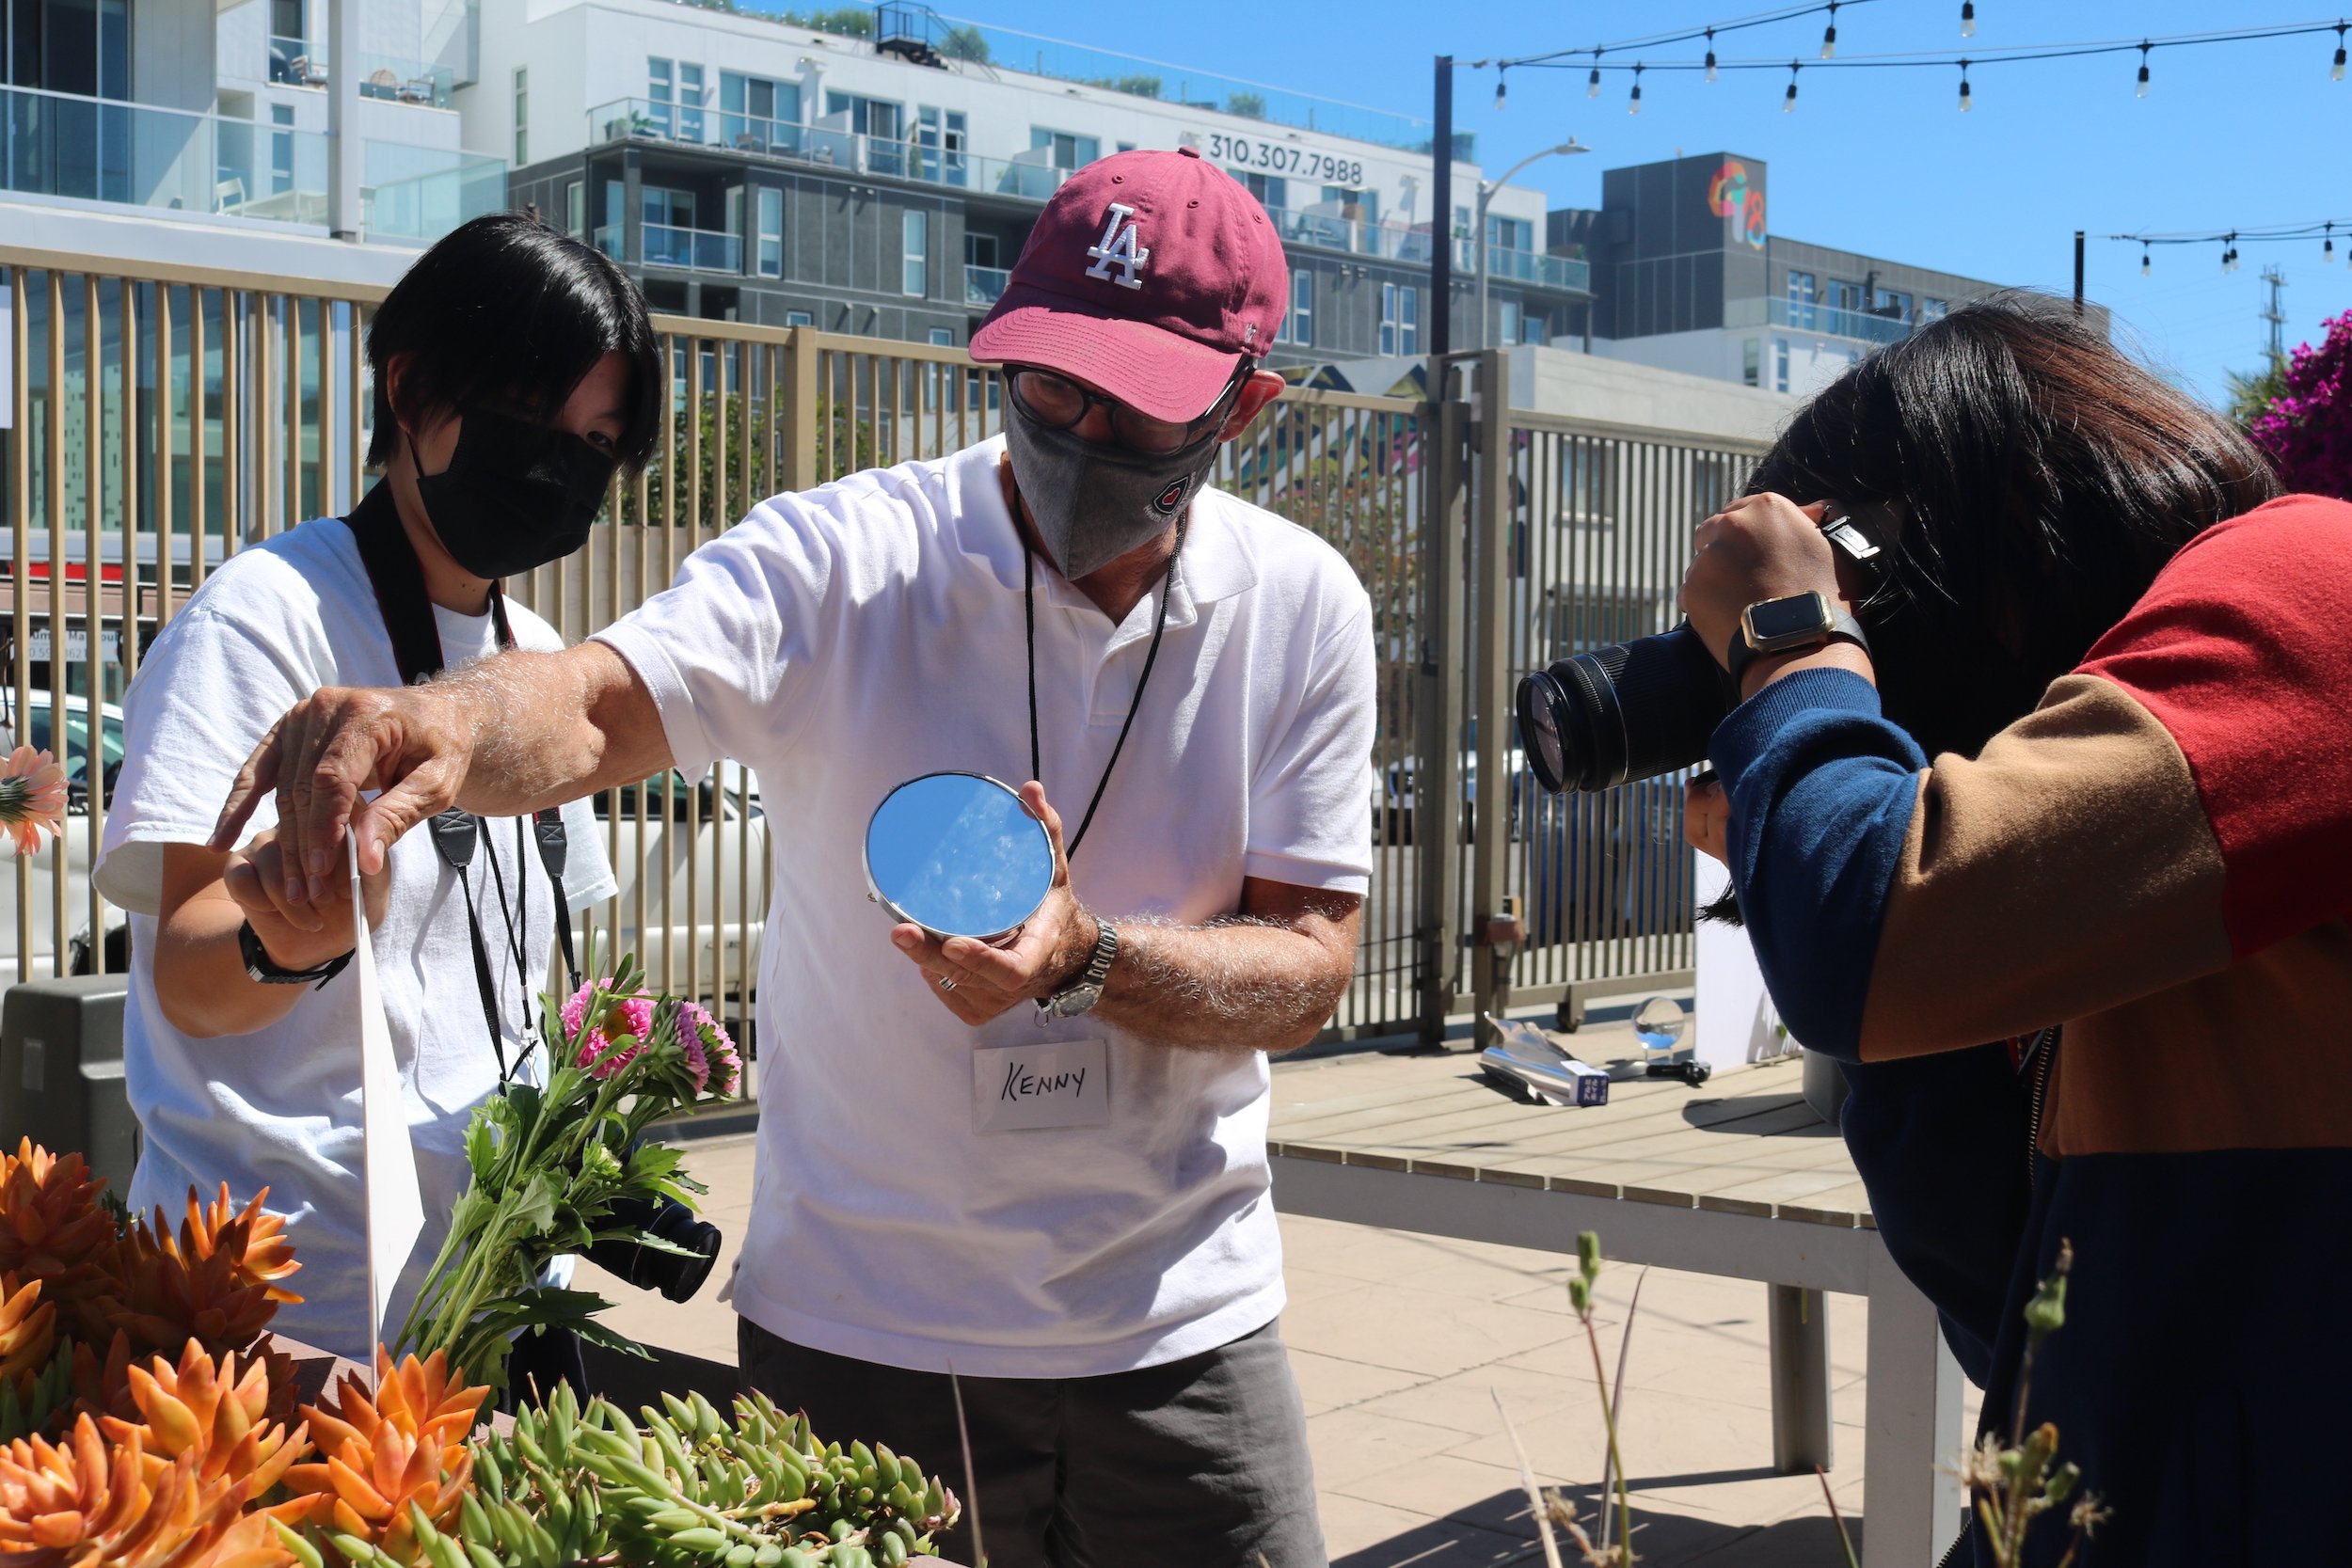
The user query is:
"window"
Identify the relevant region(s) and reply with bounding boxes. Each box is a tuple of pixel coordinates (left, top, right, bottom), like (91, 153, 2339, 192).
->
(963, 232, 998, 268)
(1873, 287, 1912, 323)
(755, 186, 783, 277)
(784, 309, 814, 327)
(271, 0, 303, 41)
(1742, 339, 1761, 387)
(1238, 171, 1287, 212)
(928, 327, 954, 346)
(1283, 271, 1312, 345)
(1523, 311, 1548, 346)
(565, 179, 583, 237)
(512, 68, 529, 164)
(1773, 337, 1789, 393)
(1921, 296, 1949, 323)
(648, 57, 675, 136)
(1030, 128, 1100, 170)
(1497, 299, 1521, 346)
(1486, 214, 1533, 253)
(832, 92, 905, 172)
(1324, 185, 1377, 224)
(902, 209, 928, 297)
(269, 103, 295, 196)
(1828, 279, 1865, 334)
(1379, 282, 1419, 356)
(677, 62, 706, 142)
(1787, 269, 1817, 328)
(721, 72, 800, 150)
(1453, 204, 1472, 239)
(916, 106, 967, 185)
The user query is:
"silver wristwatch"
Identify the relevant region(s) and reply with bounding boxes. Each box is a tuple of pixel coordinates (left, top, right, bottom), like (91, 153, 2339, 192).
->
(1038, 917, 1120, 1022)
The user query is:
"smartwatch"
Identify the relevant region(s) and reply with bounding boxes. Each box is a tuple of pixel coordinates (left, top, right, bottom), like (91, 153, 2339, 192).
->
(238, 920, 354, 989)
(1725, 592, 1870, 689)
(1037, 917, 1120, 1022)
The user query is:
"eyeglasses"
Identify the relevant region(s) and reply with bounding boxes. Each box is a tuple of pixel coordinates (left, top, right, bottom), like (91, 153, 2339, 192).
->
(1005, 366, 1247, 455)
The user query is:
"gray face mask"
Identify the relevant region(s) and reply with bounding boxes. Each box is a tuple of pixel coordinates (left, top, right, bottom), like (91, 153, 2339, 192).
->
(1001, 400, 1224, 580)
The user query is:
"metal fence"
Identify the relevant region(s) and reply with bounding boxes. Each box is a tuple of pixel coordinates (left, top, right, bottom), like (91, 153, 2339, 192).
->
(0, 244, 1761, 1050)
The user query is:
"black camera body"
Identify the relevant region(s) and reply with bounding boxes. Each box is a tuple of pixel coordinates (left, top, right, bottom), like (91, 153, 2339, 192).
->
(584, 1193, 723, 1303)
(1518, 515, 1883, 795)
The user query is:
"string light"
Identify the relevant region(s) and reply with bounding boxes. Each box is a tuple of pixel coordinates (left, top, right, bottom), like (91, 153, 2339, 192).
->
(1820, 0, 1839, 59)
(1495, 69, 1508, 108)
(2327, 222, 2338, 264)
(2140, 244, 2152, 277)
(2110, 216, 2352, 269)
(2223, 233, 2240, 273)
(1589, 50, 1604, 98)
(1629, 63, 1645, 113)
(2136, 40, 2151, 96)
(1705, 27, 1719, 82)
(1957, 59, 1972, 111)
(1784, 61, 1801, 110)
(1961, 2, 1976, 39)
(2334, 23, 2346, 80)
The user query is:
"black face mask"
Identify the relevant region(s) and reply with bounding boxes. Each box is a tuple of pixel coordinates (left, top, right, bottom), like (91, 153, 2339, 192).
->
(414, 406, 616, 580)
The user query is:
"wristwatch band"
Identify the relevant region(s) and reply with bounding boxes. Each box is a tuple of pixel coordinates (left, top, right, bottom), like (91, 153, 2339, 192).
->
(1039, 917, 1120, 1021)
(1725, 601, 1869, 689)
(238, 920, 354, 988)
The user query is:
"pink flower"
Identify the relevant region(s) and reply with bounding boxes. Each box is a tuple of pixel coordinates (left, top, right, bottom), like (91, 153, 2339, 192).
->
(678, 1001, 742, 1099)
(0, 746, 67, 856)
(563, 979, 655, 1079)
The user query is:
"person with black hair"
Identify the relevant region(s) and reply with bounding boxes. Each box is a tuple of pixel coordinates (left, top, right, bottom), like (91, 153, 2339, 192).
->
(93, 213, 660, 1362)
(1680, 295, 2351, 1562)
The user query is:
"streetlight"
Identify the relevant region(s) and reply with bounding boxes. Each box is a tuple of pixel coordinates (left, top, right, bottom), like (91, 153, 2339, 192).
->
(1476, 139, 1590, 351)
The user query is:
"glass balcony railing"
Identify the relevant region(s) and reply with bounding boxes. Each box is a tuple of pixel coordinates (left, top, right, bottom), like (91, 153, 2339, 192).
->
(598, 220, 744, 273)
(0, 84, 499, 243)
(964, 263, 1009, 308)
(1730, 296, 1915, 346)
(267, 35, 326, 87)
(262, 33, 454, 107)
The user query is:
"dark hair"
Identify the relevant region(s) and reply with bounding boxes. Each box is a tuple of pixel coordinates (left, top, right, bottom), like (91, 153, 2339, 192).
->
(365, 212, 662, 473)
(1746, 293, 2280, 760)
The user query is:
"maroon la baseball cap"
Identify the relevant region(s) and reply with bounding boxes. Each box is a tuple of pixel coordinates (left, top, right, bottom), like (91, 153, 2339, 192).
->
(969, 146, 1288, 424)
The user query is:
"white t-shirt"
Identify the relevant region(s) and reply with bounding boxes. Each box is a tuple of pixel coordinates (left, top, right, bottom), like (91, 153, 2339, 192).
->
(596, 435, 1375, 1378)
(94, 515, 615, 1362)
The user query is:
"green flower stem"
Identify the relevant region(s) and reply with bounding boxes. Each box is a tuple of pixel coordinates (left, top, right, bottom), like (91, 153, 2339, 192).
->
(1581, 1314, 1633, 1557)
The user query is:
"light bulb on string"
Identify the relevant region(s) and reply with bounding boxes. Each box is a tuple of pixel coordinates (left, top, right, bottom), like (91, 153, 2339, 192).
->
(1957, 60, 1972, 111)
(1705, 28, 1719, 82)
(2334, 24, 2346, 80)
(2140, 245, 2151, 277)
(2327, 223, 2338, 264)
(1785, 62, 1801, 112)
(1589, 51, 1603, 99)
(1629, 64, 1644, 115)
(2136, 42, 2151, 97)
(1961, 2, 1976, 39)
(1821, 1, 1838, 59)
(1495, 70, 1507, 110)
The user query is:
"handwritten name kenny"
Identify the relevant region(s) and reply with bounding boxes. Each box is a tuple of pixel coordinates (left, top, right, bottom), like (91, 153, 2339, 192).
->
(1002, 1059, 1088, 1102)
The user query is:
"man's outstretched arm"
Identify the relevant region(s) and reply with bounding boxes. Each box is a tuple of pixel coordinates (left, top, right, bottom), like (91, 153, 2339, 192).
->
(210, 640, 672, 914)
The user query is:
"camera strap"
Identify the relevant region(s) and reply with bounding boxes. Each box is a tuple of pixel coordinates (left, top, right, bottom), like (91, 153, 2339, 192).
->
(344, 483, 578, 1079)
(1014, 496, 1184, 864)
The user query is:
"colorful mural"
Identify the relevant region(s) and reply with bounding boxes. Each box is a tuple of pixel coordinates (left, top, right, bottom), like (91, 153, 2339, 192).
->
(1708, 159, 1768, 249)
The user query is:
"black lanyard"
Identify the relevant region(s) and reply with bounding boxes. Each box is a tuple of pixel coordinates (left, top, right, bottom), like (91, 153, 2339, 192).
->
(1017, 504, 1184, 863)
(344, 483, 578, 1080)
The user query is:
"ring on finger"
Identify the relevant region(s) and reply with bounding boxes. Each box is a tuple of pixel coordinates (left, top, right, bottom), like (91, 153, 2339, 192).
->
(937, 975, 959, 992)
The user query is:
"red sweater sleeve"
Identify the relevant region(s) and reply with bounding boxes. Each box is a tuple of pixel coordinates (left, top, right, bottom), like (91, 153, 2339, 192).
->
(2076, 494, 2352, 958)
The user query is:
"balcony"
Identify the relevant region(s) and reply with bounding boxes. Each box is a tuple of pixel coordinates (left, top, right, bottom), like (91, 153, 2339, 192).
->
(1483, 245, 1591, 294)
(1731, 296, 1914, 346)
(0, 84, 501, 241)
(964, 264, 1009, 309)
(596, 221, 742, 274)
(264, 36, 455, 107)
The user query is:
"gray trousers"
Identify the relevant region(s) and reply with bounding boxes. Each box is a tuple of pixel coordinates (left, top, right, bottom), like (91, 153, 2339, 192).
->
(738, 1316, 1327, 1568)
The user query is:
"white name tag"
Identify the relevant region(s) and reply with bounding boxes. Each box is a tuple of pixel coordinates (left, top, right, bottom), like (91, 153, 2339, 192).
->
(973, 1037, 1111, 1132)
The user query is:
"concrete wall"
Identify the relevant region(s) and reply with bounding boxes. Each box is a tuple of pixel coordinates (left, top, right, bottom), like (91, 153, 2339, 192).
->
(1509, 344, 1796, 447)
(134, 0, 219, 113)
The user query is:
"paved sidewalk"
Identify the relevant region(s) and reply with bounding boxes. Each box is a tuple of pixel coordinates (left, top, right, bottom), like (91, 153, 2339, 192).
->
(581, 1099, 1978, 1567)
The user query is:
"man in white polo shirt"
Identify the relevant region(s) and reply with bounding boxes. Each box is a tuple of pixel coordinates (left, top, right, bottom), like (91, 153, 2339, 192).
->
(214, 148, 1372, 1565)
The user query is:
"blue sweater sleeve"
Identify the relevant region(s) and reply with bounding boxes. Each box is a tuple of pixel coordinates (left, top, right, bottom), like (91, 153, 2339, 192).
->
(1708, 668, 1927, 1062)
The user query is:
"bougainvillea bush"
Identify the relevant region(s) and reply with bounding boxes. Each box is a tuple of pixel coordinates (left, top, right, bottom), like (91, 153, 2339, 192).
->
(2249, 308, 2352, 500)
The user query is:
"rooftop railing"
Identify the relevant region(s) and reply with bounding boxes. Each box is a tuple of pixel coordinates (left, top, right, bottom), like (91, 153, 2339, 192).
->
(1731, 295, 1915, 346)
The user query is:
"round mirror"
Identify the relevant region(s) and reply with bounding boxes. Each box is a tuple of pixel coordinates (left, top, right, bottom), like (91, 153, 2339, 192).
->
(1632, 995, 1689, 1056)
(865, 772, 1055, 941)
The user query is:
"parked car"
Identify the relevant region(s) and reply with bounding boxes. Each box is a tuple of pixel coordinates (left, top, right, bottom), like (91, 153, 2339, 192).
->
(1377, 718, 1527, 845)
(1519, 773, 1690, 947)
(0, 691, 129, 974)
(591, 760, 768, 1021)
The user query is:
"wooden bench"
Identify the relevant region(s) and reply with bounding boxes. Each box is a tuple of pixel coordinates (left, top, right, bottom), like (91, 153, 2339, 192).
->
(1267, 1051, 1964, 1568)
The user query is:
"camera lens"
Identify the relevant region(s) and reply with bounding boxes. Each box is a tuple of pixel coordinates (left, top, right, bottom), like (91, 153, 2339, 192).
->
(1517, 624, 1733, 793)
(583, 1194, 723, 1304)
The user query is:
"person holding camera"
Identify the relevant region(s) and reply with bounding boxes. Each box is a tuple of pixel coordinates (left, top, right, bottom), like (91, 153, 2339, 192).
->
(1677, 298, 2349, 1562)
(93, 214, 651, 1366)
(208, 149, 1374, 1566)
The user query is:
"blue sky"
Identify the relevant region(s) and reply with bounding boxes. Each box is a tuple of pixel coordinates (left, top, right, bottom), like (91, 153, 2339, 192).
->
(922, 0, 2349, 406)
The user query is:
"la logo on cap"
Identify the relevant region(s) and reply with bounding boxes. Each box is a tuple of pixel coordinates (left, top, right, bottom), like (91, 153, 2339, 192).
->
(1085, 202, 1149, 290)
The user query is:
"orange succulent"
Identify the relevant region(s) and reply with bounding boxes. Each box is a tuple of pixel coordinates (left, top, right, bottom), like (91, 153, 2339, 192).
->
(0, 1275, 56, 1390)
(97, 1340, 308, 1498)
(0, 1409, 294, 1568)
(99, 1190, 301, 1363)
(0, 1144, 122, 1339)
(275, 1350, 485, 1566)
